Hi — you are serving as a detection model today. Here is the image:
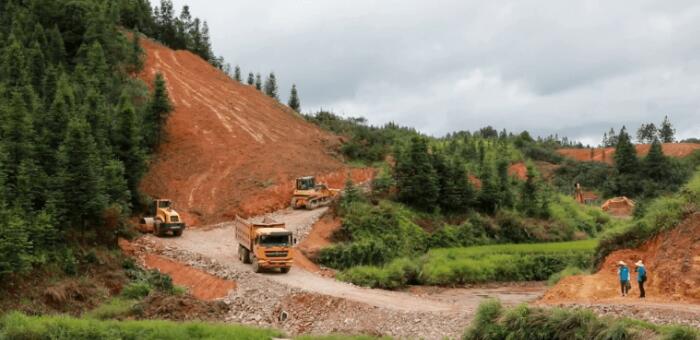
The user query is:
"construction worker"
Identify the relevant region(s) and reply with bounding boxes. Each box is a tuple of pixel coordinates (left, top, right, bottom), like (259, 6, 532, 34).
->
(635, 260, 647, 298)
(617, 261, 630, 296)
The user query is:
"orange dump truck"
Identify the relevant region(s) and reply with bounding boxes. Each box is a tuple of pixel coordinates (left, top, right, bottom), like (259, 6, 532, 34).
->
(234, 216, 295, 273)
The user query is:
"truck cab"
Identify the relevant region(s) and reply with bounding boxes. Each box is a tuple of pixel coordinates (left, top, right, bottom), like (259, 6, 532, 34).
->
(235, 216, 294, 273)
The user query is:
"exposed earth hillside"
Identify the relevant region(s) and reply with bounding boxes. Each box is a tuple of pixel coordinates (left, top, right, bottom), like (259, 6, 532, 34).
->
(557, 143, 700, 163)
(137, 38, 371, 226)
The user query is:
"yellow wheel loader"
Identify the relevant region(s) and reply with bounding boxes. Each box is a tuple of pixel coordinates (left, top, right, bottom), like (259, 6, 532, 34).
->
(290, 176, 340, 210)
(139, 199, 186, 237)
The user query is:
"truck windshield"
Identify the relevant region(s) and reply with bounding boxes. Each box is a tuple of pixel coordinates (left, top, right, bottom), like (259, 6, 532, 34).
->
(259, 234, 290, 247)
(297, 178, 315, 190)
(158, 201, 171, 208)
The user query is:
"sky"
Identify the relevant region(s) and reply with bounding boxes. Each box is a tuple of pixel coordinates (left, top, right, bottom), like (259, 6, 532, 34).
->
(159, 0, 700, 145)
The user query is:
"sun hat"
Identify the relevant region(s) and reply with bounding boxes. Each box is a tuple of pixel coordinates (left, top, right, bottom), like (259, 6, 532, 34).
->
(618, 261, 626, 266)
(635, 260, 644, 267)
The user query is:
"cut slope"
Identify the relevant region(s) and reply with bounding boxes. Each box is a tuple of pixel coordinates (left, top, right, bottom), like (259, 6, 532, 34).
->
(557, 143, 700, 163)
(541, 213, 700, 304)
(138, 39, 369, 225)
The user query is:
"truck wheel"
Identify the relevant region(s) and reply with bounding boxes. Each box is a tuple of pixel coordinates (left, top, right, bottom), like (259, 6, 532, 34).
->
(251, 255, 262, 273)
(154, 220, 165, 237)
(242, 248, 251, 264)
(280, 267, 290, 274)
(307, 199, 319, 210)
(290, 198, 298, 209)
(173, 229, 183, 237)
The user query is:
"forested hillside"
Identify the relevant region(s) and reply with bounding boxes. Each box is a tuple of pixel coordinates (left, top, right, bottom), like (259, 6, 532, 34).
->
(0, 0, 178, 277)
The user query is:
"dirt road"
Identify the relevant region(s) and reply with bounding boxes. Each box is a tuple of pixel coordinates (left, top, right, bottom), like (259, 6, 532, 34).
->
(134, 207, 544, 338)
(158, 207, 543, 313)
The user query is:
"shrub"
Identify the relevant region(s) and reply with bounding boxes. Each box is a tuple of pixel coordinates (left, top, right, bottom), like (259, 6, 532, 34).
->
(462, 300, 699, 340)
(120, 282, 151, 299)
(85, 298, 137, 320)
(547, 266, 587, 286)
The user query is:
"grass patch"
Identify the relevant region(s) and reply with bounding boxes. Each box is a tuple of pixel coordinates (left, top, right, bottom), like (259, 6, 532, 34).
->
(0, 312, 283, 339)
(463, 299, 700, 340)
(338, 240, 597, 288)
(84, 298, 138, 320)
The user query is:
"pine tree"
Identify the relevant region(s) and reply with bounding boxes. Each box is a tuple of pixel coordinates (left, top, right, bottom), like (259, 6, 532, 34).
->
(395, 137, 439, 210)
(46, 25, 66, 65)
(127, 30, 144, 73)
(658, 115, 675, 143)
(145, 73, 172, 150)
(519, 165, 538, 216)
(255, 73, 262, 90)
(247, 72, 254, 85)
(264, 72, 279, 99)
(613, 126, 638, 175)
(53, 116, 106, 229)
(1, 35, 29, 87)
(636, 123, 657, 144)
(288, 84, 301, 112)
(478, 165, 499, 214)
(234, 65, 241, 82)
(643, 138, 670, 182)
(2, 92, 35, 189)
(496, 159, 514, 208)
(116, 93, 147, 204)
(27, 41, 45, 92)
(103, 159, 131, 211)
(606, 127, 618, 146)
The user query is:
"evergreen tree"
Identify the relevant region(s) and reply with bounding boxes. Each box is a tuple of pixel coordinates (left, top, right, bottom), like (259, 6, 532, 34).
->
(477, 166, 499, 214)
(636, 123, 657, 144)
(103, 159, 131, 211)
(127, 30, 144, 73)
(247, 72, 254, 85)
(46, 25, 66, 65)
(0, 212, 33, 275)
(27, 41, 45, 92)
(288, 84, 301, 112)
(613, 126, 638, 175)
(1, 92, 35, 189)
(234, 65, 241, 82)
(255, 73, 262, 90)
(395, 137, 439, 210)
(605, 127, 618, 146)
(518, 165, 538, 216)
(658, 115, 675, 143)
(52, 116, 106, 229)
(264, 72, 279, 99)
(1, 35, 29, 87)
(643, 138, 671, 182)
(145, 73, 172, 150)
(496, 159, 514, 208)
(115, 93, 147, 204)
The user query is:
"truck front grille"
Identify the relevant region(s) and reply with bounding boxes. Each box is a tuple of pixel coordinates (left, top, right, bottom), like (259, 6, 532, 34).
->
(266, 251, 288, 258)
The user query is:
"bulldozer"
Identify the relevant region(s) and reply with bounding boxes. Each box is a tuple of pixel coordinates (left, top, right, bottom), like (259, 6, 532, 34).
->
(139, 198, 186, 237)
(290, 176, 339, 210)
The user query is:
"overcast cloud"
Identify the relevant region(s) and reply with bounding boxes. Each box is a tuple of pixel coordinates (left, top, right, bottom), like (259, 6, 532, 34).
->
(162, 0, 700, 145)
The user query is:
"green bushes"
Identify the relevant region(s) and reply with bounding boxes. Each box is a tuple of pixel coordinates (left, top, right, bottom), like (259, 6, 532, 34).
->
(595, 170, 700, 267)
(463, 300, 699, 340)
(338, 240, 596, 288)
(318, 201, 428, 269)
(0, 312, 282, 339)
(547, 266, 587, 286)
(548, 195, 611, 238)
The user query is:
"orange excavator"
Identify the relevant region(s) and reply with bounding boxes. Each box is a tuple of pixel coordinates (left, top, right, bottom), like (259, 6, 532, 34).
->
(290, 176, 340, 210)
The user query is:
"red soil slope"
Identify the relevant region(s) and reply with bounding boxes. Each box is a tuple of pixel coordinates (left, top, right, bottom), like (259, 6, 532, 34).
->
(138, 39, 372, 225)
(541, 213, 700, 304)
(558, 143, 700, 164)
(144, 254, 236, 301)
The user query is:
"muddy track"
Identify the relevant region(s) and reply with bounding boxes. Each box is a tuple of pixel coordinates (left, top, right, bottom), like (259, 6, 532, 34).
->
(156, 207, 545, 313)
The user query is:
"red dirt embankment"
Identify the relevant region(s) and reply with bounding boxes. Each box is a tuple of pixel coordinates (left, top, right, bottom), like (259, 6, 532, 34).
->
(557, 143, 700, 164)
(541, 213, 700, 305)
(144, 254, 236, 301)
(138, 38, 372, 226)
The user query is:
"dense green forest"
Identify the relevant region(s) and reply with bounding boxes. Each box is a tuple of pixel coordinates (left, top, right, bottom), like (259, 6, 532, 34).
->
(304, 111, 699, 287)
(0, 0, 179, 277)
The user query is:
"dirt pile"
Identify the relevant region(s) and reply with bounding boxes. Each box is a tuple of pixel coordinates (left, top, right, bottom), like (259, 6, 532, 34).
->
(557, 143, 700, 164)
(137, 38, 373, 226)
(143, 254, 236, 300)
(541, 212, 700, 304)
